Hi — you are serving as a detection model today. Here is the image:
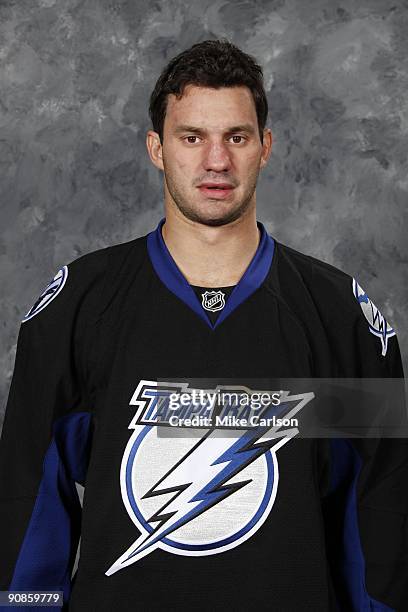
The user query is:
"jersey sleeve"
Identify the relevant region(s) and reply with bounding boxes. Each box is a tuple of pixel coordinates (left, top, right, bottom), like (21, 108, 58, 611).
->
(325, 277, 408, 611)
(0, 252, 107, 610)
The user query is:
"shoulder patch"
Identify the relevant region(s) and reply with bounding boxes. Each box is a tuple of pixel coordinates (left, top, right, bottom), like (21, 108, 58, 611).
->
(352, 277, 395, 356)
(22, 265, 69, 323)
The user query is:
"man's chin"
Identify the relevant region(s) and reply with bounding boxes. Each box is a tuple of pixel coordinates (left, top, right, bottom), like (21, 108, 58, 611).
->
(178, 206, 246, 228)
(196, 215, 235, 227)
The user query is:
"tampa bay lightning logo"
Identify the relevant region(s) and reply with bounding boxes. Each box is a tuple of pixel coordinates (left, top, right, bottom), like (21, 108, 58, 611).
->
(22, 266, 68, 323)
(105, 380, 313, 576)
(352, 278, 395, 356)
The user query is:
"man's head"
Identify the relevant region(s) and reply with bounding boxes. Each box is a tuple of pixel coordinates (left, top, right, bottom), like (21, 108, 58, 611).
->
(146, 39, 272, 227)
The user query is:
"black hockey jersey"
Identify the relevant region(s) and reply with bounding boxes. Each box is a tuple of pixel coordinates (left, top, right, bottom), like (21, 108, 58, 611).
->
(1, 218, 407, 611)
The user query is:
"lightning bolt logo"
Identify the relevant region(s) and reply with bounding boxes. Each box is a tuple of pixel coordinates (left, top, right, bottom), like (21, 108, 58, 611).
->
(352, 278, 395, 356)
(105, 381, 314, 576)
(22, 265, 68, 323)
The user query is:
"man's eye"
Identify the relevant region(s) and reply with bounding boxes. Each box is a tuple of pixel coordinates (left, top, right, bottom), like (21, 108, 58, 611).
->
(183, 135, 246, 144)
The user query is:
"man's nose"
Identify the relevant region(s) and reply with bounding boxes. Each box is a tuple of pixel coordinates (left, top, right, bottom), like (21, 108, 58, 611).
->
(202, 141, 232, 172)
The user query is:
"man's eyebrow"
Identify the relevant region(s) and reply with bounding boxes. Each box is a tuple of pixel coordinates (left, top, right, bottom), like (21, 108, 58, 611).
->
(172, 123, 256, 135)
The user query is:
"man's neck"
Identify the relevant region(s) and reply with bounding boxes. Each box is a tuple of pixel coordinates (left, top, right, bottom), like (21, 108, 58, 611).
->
(161, 211, 260, 287)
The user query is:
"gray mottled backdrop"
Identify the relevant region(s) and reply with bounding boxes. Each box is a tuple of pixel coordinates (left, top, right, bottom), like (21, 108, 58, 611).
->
(1, 0, 407, 428)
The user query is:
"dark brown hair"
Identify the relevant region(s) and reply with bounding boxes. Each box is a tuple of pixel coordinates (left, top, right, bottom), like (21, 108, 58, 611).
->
(148, 38, 268, 144)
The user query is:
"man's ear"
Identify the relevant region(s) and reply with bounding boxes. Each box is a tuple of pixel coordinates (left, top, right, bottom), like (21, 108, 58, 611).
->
(146, 130, 164, 169)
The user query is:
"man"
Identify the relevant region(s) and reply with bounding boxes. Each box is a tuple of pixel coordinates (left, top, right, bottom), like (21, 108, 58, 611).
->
(0, 39, 407, 611)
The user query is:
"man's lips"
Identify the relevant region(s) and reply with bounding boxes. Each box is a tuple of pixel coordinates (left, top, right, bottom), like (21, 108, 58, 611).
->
(197, 183, 235, 199)
(198, 183, 234, 188)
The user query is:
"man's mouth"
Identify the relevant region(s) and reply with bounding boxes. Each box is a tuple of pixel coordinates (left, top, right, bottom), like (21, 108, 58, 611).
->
(197, 185, 235, 198)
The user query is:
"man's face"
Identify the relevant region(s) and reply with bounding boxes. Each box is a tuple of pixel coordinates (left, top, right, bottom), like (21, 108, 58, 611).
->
(149, 85, 272, 227)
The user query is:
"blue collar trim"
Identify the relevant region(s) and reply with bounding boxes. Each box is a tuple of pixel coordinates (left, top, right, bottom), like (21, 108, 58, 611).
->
(147, 218, 275, 330)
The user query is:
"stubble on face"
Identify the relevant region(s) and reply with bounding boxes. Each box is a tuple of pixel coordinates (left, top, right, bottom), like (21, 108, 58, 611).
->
(163, 157, 261, 227)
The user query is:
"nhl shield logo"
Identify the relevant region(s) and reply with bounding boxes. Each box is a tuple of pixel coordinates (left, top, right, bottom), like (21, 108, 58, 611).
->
(22, 265, 68, 322)
(352, 278, 395, 356)
(201, 290, 225, 312)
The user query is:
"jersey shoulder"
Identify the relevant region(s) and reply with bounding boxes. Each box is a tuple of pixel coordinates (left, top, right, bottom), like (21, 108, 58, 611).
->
(272, 239, 398, 357)
(21, 234, 147, 327)
(272, 240, 358, 317)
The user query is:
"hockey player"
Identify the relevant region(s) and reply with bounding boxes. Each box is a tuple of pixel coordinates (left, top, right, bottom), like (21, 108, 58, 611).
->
(1, 39, 407, 611)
